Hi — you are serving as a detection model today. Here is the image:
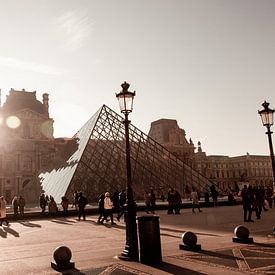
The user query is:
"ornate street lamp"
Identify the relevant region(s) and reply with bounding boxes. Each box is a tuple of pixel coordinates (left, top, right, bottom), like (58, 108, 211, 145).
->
(258, 101, 275, 192)
(116, 81, 139, 261)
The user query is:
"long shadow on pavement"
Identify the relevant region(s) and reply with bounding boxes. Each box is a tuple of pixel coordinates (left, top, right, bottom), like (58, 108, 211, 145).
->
(51, 220, 74, 225)
(19, 221, 42, 227)
(3, 226, 20, 237)
(0, 227, 7, 238)
(160, 226, 220, 237)
(61, 266, 106, 275)
(154, 261, 207, 275)
(86, 220, 125, 229)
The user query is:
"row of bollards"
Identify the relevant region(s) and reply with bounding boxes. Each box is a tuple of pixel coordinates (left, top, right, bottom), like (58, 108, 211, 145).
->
(51, 224, 263, 271)
(179, 225, 254, 251)
(51, 215, 162, 271)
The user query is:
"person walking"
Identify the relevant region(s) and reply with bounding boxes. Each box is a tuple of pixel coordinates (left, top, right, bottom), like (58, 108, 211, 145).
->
(167, 188, 175, 214)
(174, 190, 182, 214)
(18, 195, 26, 216)
(117, 189, 126, 222)
(61, 196, 69, 216)
(210, 184, 218, 207)
(48, 196, 58, 215)
(266, 186, 273, 208)
(240, 185, 253, 222)
(78, 192, 88, 221)
(12, 196, 19, 216)
(101, 192, 116, 225)
(97, 193, 105, 223)
(0, 196, 9, 226)
(39, 193, 47, 214)
(254, 186, 263, 220)
(191, 188, 202, 213)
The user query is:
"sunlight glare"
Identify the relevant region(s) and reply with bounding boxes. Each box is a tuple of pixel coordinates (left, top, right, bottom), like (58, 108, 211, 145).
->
(6, 116, 21, 129)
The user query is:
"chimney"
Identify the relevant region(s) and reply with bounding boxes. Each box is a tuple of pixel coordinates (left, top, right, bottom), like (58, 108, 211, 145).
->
(43, 93, 49, 116)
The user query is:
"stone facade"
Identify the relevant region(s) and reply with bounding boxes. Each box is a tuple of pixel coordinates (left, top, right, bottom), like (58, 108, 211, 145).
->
(0, 89, 72, 203)
(148, 119, 195, 166)
(149, 119, 274, 193)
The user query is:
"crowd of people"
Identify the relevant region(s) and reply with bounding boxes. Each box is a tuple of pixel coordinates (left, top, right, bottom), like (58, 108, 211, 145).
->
(97, 189, 126, 225)
(240, 184, 273, 222)
(0, 183, 274, 227)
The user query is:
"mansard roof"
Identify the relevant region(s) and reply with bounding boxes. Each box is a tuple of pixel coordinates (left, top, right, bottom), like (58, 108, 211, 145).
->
(1, 89, 47, 115)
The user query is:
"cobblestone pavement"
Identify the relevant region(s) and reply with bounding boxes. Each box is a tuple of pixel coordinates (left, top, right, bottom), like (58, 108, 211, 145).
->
(0, 204, 274, 274)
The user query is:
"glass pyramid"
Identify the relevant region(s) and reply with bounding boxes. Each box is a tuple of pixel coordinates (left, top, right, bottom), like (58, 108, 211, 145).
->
(39, 105, 214, 203)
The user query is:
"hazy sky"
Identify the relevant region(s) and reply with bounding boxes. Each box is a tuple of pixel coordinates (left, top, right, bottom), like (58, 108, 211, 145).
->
(0, 0, 274, 157)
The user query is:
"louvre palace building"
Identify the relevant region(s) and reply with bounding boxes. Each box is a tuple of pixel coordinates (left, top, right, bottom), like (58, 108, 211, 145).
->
(148, 119, 273, 193)
(0, 89, 273, 203)
(0, 89, 75, 203)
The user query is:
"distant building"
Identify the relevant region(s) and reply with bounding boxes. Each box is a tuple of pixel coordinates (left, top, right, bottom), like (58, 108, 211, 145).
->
(149, 119, 273, 193)
(148, 119, 195, 166)
(0, 89, 73, 203)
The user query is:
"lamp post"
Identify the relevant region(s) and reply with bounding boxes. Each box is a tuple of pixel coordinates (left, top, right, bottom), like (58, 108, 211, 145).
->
(258, 101, 275, 192)
(116, 81, 139, 261)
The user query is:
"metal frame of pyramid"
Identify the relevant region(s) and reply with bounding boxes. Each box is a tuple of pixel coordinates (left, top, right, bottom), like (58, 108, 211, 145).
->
(39, 105, 215, 203)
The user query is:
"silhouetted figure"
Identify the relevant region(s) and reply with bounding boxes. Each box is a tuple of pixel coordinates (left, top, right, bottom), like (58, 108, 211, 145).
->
(266, 186, 273, 208)
(61, 196, 69, 216)
(12, 196, 19, 216)
(254, 186, 263, 219)
(117, 189, 126, 221)
(97, 193, 105, 223)
(167, 188, 175, 214)
(78, 192, 88, 221)
(48, 196, 58, 215)
(210, 184, 218, 207)
(39, 193, 47, 214)
(174, 190, 182, 214)
(191, 188, 202, 213)
(241, 185, 253, 222)
(18, 195, 26, 215)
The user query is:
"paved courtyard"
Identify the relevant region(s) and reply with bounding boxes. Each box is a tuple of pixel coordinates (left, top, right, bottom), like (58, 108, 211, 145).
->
(1, 204, 275, 274)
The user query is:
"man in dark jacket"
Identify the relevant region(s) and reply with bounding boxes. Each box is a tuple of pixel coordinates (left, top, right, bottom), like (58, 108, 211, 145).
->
(78, 192, 88, 221)
(241, 185, 254, 222)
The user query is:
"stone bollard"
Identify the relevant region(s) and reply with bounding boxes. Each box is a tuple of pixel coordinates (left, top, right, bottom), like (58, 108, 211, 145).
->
(51, 246, 75, 271)
(179, 231, 201, 251)
(232, 225, 254, 244)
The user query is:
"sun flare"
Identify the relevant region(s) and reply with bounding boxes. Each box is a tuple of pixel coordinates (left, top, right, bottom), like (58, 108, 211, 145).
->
(6, 116, 21, 129)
